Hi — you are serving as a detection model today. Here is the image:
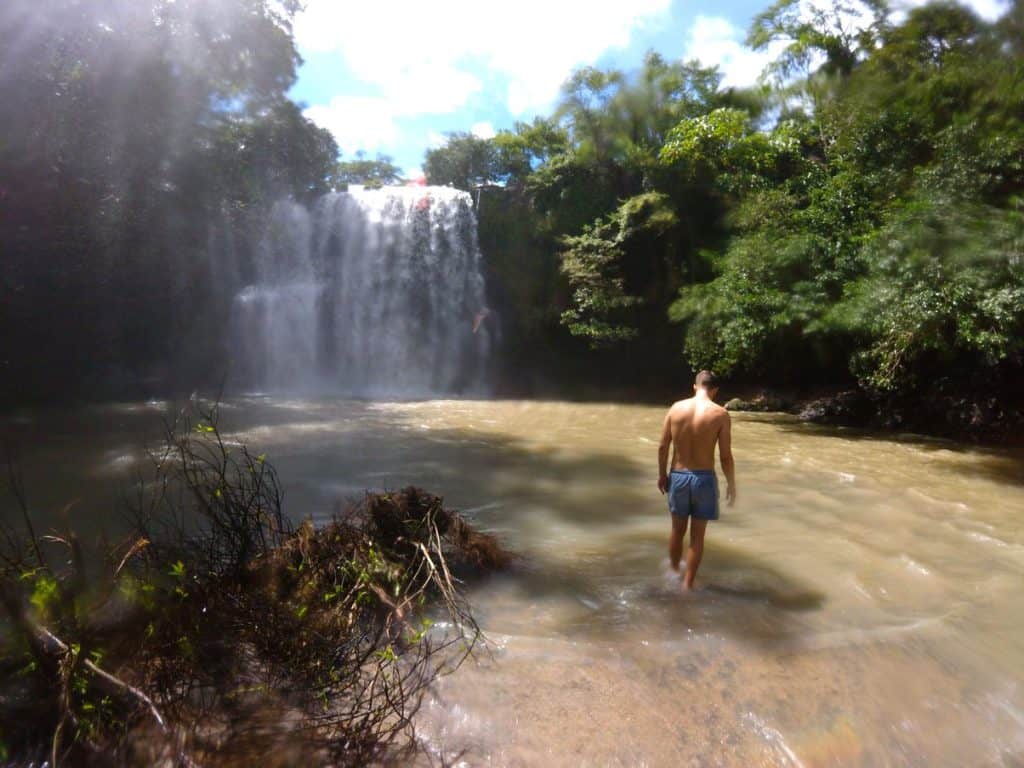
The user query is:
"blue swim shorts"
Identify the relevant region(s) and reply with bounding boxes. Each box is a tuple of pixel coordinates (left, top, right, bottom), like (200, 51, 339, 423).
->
(667, 469, 719, 520)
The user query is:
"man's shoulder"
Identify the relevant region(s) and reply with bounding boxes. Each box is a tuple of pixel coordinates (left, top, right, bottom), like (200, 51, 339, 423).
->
(700, 401, 729, 421)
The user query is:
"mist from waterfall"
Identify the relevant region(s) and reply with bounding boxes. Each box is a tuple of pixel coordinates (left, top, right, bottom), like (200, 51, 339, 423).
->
(230, 186, 491, 397)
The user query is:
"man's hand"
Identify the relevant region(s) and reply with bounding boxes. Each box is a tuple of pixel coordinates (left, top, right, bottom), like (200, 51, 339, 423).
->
(725, 483, 737, 507)
(657, 411, 672, 496)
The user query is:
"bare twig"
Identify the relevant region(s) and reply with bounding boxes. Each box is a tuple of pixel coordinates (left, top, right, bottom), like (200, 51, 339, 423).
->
(6, 456, 44, 569)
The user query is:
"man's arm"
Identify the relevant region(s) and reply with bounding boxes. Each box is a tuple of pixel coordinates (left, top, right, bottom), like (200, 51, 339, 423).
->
(657, 410, 673, 494)
(719, 412, 736, 506)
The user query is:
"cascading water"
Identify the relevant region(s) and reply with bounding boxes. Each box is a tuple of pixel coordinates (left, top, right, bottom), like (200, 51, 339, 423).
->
(230, 186, 491, 397)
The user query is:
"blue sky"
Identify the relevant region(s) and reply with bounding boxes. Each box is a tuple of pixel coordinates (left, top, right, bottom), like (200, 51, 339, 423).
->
(289, 0, 1007, 178)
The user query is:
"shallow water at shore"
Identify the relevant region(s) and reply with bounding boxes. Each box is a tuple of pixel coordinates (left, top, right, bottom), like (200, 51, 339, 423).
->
(3, 398, 1024, 766)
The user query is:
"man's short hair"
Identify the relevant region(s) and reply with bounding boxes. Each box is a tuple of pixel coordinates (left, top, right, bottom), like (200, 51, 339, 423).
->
(695, 370, 720, 390)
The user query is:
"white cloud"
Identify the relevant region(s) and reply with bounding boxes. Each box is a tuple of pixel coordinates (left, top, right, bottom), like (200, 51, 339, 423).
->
(304, 96, 401, 156)
(426, 131, 448, 149)
(294, 0, 672, 117)
(683, 16, 781, 88)
(470, 121, 496, 139)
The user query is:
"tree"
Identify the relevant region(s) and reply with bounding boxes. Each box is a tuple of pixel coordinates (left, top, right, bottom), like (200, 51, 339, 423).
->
(0, 0, 338, 402)
(747, 0, 891, 82)
(829, 195, 1024, 392)
(560, 193, 680, 346)
(556, 67, 626, 166)
(659, 107, 801, 194)
(411, 0, 1024, 409)
(490, 118, 569, 187)
(553, 55, 727, 197)
(423, 133, 501, 190)
(333, 152, 403, 188)
(614, 53, 725, 152)
(670, 0, 1024, 391)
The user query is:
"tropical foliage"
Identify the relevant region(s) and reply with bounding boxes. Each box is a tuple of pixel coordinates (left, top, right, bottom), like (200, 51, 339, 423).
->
(2, 0, 1021, 410)
(426, 0, 1024, 401)
(0, 0, 337, 401)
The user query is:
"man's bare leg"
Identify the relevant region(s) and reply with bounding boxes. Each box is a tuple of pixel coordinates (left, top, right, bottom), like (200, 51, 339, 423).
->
(669, 515, 688, 573)
(683, 519, 708, 589)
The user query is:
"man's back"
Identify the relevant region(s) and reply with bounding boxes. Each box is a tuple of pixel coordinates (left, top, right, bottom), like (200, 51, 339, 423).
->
(665, 396, 728, 471)
(657, 372, 736, 589)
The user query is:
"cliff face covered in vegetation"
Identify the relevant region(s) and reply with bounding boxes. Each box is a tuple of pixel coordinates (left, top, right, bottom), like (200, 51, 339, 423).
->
(427, 0, 1024, 435)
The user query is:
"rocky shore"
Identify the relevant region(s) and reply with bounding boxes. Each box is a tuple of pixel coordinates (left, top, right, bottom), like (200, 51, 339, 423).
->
(725, 386, 1024, 444)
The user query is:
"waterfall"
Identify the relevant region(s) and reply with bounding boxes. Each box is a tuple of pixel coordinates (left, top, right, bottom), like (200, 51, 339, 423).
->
(230, 186, 491, 397)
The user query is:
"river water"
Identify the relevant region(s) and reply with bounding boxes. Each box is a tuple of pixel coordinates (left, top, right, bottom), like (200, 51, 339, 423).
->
(4, 398, 1024, 766)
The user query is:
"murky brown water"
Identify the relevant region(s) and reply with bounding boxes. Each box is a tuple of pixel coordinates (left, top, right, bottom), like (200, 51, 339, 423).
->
(4, 398, 1024, 766)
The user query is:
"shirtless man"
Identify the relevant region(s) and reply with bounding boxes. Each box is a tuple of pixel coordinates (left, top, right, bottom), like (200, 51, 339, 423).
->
(657, 371, 736, 589)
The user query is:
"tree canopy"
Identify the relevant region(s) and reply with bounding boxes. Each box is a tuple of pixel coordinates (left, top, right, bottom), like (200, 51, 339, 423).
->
(333, 152, 404, 188)
(425, 0, 1024, 404)
(0, 0, 339, 401)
